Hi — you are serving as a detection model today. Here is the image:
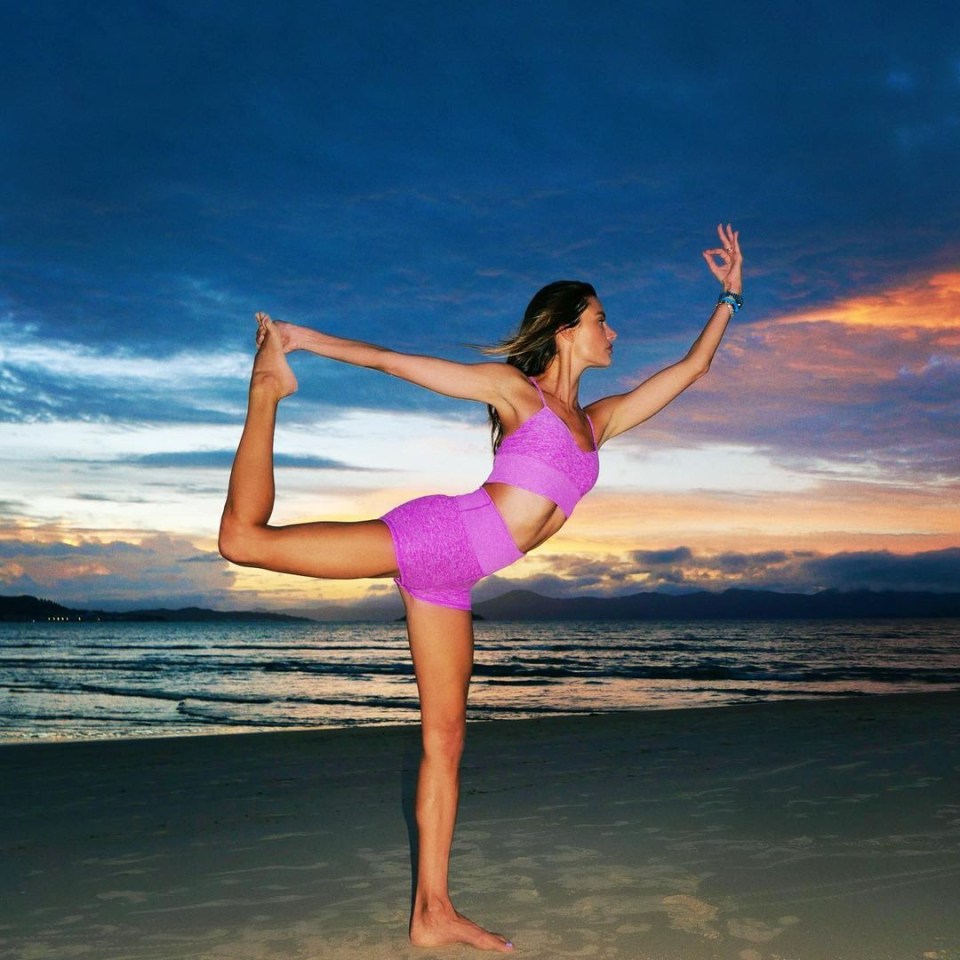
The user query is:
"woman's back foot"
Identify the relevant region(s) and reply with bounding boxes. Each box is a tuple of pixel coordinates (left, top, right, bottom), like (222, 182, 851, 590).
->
(409, 902, 514, 952)
(250, 313, 298, 400)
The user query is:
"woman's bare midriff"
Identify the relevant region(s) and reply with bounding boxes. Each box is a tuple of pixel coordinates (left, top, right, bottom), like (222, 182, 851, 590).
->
(482, 481, 566, 553)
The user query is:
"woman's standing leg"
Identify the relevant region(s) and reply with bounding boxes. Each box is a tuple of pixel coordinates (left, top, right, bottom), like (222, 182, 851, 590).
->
(222, 319, 511, 949)
(403, 591, 514, 952)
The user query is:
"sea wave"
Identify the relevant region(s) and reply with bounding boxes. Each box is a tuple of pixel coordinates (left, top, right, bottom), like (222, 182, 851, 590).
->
(1, 618, 958, 742)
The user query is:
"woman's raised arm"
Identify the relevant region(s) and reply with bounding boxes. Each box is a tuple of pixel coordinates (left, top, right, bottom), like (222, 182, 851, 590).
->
(256, 314, 522, 407)
(587, 224, 743, 444)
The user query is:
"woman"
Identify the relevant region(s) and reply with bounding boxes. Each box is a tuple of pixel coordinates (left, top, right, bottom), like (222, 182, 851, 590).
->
(219, 224, 743, 952)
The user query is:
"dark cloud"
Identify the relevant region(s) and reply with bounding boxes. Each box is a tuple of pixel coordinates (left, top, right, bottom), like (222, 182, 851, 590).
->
(74, 493, 152, 504)
(800, 548, 960, 593)
(129, 450, 355, 470)
(0, 539, 136, 559)
(0, 532, 236, 609)
(3, 0, 959, 368)
(485, 546, 960, 599)
(631, 547, 695, 566)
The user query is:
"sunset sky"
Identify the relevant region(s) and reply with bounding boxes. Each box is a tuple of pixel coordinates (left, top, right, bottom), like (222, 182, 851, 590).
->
(2, 1, 958, 617)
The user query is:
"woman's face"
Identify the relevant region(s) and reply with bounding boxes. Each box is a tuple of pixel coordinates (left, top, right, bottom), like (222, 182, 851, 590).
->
(569, 296, 616, 366)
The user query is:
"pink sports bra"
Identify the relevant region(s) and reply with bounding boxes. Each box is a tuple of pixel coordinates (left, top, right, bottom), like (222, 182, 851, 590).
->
(485, 378, 600, 517)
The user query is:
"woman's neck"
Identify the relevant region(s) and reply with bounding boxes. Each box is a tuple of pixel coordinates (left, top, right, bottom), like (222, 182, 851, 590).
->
(534, 358, 584, 409)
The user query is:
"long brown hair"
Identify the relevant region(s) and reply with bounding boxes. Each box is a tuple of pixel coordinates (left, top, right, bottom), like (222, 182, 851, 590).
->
(483, 280, 597, 451)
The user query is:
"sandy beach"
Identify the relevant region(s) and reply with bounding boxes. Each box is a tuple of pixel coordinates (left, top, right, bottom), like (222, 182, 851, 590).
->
(2, 691, 958, 960)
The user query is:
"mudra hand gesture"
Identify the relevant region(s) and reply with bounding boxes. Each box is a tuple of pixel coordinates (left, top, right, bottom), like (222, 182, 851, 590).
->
(703, 223, 743, 293)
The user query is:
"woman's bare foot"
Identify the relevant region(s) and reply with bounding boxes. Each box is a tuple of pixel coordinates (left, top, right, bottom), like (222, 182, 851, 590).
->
(409, 900, 514, 952)
(250, 314, 298, 400)
(255, 312, 303, 354)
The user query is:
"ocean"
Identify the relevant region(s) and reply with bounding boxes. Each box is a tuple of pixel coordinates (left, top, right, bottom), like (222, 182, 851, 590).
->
(2, 618, 959, 743)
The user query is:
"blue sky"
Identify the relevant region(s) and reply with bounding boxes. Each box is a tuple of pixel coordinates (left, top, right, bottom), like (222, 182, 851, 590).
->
(2, 1, 959, 615)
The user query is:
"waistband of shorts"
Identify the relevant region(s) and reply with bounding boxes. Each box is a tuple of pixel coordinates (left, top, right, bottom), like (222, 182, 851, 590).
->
(456, 487, 494, 511)
(457, 486, 524, 576)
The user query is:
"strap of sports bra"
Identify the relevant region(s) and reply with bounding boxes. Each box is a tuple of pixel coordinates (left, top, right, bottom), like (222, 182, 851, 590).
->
(530, 377, 598, 450)
(528, 377, 547, 407)
(585, 412, 597, 447)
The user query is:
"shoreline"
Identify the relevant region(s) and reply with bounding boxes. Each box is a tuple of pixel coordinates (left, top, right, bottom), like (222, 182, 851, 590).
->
(3, 691, 959, 959)
(4, 685, 959, 750)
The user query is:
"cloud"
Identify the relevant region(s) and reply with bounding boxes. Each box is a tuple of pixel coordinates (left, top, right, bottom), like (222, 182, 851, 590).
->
(127, 450, 357, 470)
(481, 545, 960, 598)
(775, 272, 960, 330)
(0, 323, 253, 422)
(3, 516, 957, 613)
(643, 268, 960, 484)
(801, 547, 960, 593)
(0, 531, 236, 610)
(632, 547, 695, 566)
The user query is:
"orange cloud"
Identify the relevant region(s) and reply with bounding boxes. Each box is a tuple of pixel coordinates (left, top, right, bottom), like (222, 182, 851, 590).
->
(772, 271, 960, 330)
(646, 265, 960, 484)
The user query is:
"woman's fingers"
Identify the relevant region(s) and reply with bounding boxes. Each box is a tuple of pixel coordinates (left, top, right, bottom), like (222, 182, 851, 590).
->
(703, 225, 742, 286)
(703, 247, 730, 268)
(717, 224, 742, 257)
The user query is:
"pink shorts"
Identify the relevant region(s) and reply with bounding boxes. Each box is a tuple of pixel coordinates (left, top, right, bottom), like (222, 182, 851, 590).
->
(381, 488, 524, 610)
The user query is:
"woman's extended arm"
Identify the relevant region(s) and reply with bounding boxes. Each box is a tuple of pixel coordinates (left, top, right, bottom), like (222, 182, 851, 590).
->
(587, 224, 743, 444)
(258, 315, 521, 406)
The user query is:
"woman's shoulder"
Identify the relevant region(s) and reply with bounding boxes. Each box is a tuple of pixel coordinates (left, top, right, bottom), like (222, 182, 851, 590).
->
(488, 368, 544, 433)
(483, 362, 534, 399)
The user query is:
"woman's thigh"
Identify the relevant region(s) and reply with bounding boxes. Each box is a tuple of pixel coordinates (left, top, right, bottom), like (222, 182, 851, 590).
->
(232, 517, 399, 580)
(404, 591, 475, 739)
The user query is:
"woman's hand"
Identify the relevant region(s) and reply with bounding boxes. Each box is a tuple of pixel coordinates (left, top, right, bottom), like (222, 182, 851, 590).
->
(702, 223, 742, 294)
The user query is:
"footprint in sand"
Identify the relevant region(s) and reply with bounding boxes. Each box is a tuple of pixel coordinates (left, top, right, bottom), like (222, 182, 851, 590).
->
(727, 914, 800, 943)
(661, 894, 721, 939)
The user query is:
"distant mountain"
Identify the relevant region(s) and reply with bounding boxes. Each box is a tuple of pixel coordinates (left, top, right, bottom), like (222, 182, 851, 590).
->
(5, 588, 959, 625)
(473, 588, 960, 620)
(0, 594, 312, 623)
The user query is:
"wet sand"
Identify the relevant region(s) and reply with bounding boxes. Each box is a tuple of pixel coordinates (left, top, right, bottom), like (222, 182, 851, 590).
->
(2, 691, 959, 959)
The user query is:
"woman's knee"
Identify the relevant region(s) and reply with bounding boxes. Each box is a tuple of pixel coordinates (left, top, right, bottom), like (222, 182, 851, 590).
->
(218, 514, 261, 566)
(420, 712, 467, 766)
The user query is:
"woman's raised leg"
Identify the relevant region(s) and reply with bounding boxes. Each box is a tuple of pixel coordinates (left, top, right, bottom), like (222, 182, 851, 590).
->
(403, 590, 514, 953)
(218, 316, 397, 580)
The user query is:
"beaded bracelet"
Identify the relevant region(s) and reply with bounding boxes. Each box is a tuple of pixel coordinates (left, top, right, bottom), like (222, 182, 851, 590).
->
(717, 291, 744, 314)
